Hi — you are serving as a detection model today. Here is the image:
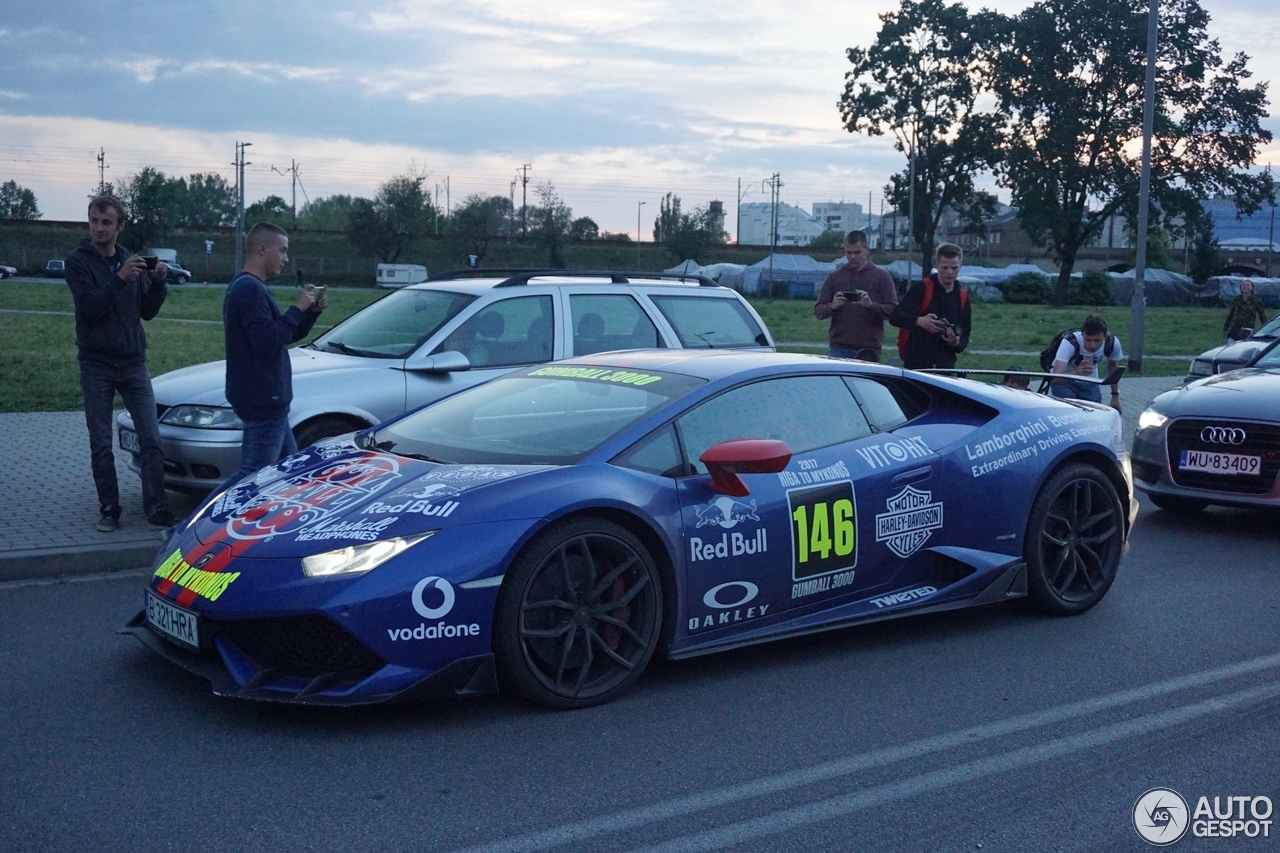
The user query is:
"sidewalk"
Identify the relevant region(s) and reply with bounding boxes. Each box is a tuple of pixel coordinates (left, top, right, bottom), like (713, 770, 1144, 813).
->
(0, 412, 200, 582)
(0, 376, 1183, 582)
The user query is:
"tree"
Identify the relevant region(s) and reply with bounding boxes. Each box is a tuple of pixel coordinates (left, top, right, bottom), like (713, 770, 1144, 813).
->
(298, 195, 355, 231)
(529, 182, 574, 267)
(839, 0, 1004, 269)
(807, 229, 846, 249)
(246, 194, 291, 226)
(570, 216, 599, 241)
(651, 192, 726, 261)
(176, 173, 237, 228)
(0, 180, 41, 220)
(111, 167, 180, 248)
(654, 192, 682, 243)
(990, 0, 1272, 304)
(1186, 209, 1221, 283)
(347, 174, 437, 262)
(449, 194, 514, 264)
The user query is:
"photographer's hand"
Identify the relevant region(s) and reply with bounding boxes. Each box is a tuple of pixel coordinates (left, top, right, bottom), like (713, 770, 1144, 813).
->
(916, 313, 945, 335)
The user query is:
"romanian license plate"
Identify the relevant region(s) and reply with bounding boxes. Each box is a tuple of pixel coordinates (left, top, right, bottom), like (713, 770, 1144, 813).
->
(1179, 450, 1261, 476)
(145, 590, 199, 648)
(118, 427, 140, 454)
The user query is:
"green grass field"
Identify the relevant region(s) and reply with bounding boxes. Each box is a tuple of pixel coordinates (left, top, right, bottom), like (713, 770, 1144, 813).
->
(0, 282, 1210, 412)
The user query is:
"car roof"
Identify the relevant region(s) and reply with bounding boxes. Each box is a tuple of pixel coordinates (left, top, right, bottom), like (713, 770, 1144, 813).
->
(550, 348, 902, 382)
(403, 271, 730, 297)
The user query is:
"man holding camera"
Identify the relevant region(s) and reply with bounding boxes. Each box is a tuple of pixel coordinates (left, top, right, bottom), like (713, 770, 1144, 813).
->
(65, 195, 175, 533)
(221, 222, 326, 490)
(890, 243, 971, 370)
(814, 230, 898, 362)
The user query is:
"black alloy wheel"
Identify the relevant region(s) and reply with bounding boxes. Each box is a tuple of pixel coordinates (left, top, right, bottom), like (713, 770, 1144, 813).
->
(1024, 463, 1125, 615)
(494, 517, 662, 709)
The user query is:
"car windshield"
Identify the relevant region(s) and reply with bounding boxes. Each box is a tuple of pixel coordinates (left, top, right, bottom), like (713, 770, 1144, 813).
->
(648, 295, 767, 348)
(1252, 341, 1280, 368)
(1250, 314, 1280, 340)
(371, 365, 706, 465)
(311, 288, 474, 358)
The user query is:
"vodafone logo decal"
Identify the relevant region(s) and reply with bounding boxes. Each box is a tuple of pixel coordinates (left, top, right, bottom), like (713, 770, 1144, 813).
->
(412, 576, 456, 619)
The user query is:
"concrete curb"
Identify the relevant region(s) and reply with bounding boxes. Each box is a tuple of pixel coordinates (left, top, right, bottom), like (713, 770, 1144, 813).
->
(0, 540, 164, 583)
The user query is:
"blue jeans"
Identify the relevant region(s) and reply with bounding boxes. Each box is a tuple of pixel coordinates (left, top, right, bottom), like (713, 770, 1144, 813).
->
(78, 356, 170, 519)
(1050, 378, 1103, 403)
(217, 415, 297, 494)
(828, 346, 881, 363)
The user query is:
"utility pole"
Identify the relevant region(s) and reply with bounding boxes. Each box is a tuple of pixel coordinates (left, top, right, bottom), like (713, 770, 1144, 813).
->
(508, 178, 516, 243)
(1128, 0, 1158, 374)
(907, 124, 917, 279)
(434, 183, 441, 235)
(1268, 164, 1275, 278)
(233, 141, 252, 272)
(763, 173, 782, 296)
(271, 159, 299, 227)
(96, 148, 108, 194)
(867, 190, 872, 233)
(445, 176, 450, 224)
(637, 201, 646, 268)
(519, 163, 532, 239)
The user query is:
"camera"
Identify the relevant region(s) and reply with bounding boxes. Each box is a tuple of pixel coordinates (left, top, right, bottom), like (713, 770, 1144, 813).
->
(938, 319, 961, 337)
(839, 290, 867, 301)
(142, 256, 159, 270)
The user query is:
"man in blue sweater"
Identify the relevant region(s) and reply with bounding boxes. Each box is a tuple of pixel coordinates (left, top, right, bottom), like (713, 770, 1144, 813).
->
(66, 195, 174, 533)
(221, 222, 325, 488)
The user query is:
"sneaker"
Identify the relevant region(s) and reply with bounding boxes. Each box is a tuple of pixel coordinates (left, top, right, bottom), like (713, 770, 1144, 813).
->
(95, 514, 119, 533)
(147, 509, 178, 530)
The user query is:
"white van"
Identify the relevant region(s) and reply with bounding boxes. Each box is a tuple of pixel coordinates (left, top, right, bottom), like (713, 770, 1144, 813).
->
(376, 264, 429, 288)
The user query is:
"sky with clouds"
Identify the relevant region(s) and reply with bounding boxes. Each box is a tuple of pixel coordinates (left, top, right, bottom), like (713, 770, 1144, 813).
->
(1, 0, 1277, 237)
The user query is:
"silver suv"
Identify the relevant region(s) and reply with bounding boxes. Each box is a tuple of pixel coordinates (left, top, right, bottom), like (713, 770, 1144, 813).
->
(118, 270, 775, 492)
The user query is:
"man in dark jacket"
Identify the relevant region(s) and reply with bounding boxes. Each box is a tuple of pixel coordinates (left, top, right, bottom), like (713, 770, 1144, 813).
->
(220, 222, 325, 489)
(66, 196, 174, 532)
(889, 243, 971, 370)
(814, 230, 898, 362)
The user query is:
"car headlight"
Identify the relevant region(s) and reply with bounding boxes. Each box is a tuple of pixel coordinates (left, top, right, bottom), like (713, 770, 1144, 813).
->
(1137, 408, 1168, 431)
(160, 405, 244, 429)
(302, 531, 435, 578)
(1188, 359, 1212, 377)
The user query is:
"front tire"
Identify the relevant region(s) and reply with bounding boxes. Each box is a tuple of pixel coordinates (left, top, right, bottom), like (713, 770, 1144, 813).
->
(1024, 463, 1124, 615)
(494, 517, 662, 709)
(174, 274, 188, 285)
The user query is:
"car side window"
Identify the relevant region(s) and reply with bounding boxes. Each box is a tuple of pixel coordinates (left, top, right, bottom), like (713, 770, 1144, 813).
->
(612, 424, 686, 477)
(570, 294, 663, 356)
(677, 376, 871, 474)
(648, 295, 767, 348)
(434, 296, 554, 368)
(843, 377, 911, 431)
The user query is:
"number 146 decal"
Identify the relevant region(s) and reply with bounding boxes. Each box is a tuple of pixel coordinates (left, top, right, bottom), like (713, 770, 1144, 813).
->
(788, 481, 857, 581)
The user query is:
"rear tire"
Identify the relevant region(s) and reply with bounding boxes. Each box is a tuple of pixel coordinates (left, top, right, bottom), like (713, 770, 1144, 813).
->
(1024, 463, 1124, 615)
(175, 275, 188, 285)
(294, 416, 361, 449)
(493, 517, 662, 709)
(1147, 493, 1208, 513)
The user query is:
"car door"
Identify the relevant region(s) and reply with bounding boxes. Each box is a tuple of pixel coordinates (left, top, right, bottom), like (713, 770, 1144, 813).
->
(564, 288, 669, 356)
(404, 293, 559, 411)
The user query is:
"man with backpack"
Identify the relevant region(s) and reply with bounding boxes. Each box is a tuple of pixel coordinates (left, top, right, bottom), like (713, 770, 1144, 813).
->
(890, 243, 971, 370)
(1045, 314, 1123, 410)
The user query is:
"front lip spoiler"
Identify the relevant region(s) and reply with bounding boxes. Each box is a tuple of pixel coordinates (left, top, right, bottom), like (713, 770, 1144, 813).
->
(120, 611, 497, 705)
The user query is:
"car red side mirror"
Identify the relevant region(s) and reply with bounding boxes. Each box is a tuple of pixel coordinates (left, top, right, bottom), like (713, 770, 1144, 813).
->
(699, 438, 793, 497)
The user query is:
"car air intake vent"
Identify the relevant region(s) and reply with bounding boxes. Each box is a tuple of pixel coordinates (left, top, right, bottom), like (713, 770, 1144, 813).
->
(929, 552, 977, 586)
(1167, 419, 1280, 495)
(215, 615, 385, 677)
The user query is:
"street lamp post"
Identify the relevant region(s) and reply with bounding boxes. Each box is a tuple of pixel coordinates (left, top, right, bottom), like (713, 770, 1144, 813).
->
(637, 201, 646, 268)
(1128, 0, 1159, 374)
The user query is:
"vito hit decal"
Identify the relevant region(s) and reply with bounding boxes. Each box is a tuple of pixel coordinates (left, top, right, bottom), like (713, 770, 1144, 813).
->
(788, 481, 857, 581)
(688, 581, 771, 632)
(689, 496, 768, 563)
(875, 486, 944, 558)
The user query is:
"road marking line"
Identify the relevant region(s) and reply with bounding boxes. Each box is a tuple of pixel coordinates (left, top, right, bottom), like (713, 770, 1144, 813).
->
(0, 567, 150, 591)
(629, 679, 1280, 853)
(452, 651, 1280, 853)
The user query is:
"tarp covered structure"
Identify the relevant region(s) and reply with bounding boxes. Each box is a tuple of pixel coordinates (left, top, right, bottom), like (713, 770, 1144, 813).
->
(662, 260, 748, 289)
(739, 254, 839, 297)
(1108, 268, 1197, 307)
(1199, 275, 1280, 308)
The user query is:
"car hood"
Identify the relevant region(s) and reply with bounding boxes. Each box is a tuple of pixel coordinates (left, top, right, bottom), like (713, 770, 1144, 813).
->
(152, 347, 393, 407)
(1197, 339, 1271, 365)
(186, 435, 552, 558)
(1151, 368, 1280, 420)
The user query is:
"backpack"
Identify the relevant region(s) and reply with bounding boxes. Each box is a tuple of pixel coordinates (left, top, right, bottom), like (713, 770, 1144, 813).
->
(897, 277, 968, 359)
(1039, 329, 1116, 372)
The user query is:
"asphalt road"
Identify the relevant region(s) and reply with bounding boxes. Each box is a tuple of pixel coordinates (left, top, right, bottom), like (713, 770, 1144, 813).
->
(2, 502, 1278, 852)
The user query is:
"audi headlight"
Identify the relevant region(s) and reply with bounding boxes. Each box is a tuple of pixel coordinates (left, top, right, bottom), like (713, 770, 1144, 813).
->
(161, 405, 244, 429)
(302, 531, 435, 578)
(1188, 359, 1212, 377)
(1137, 408, 1168, 431)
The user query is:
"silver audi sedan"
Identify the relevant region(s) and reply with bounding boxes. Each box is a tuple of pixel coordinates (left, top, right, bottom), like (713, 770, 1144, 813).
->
(118, 271, 775, 492)
(1132, 339, 1280, 511)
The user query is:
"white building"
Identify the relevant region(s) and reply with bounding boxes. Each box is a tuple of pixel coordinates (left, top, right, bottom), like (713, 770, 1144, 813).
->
(811, 202, 866, 237)
(738, 202, 830, 246)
